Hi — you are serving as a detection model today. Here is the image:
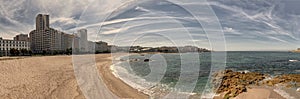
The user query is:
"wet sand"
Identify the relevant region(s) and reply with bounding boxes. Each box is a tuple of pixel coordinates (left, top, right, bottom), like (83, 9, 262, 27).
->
(96, 54, 149, 99)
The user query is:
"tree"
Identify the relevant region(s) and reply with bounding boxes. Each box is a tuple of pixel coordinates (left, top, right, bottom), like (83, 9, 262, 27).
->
(10, 48, 19, 56)
(20, 49, 28, 56)
(15, 49, 20, 56)
(10, 48, 15, 56)
(28, 50, 33, 56)
(66, 48, 72, 55)
(0, 49, 2, 57)
(42, 50, 47, 55)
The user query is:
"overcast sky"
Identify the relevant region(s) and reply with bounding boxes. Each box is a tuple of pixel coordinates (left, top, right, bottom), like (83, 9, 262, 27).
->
(0, 0, 300, 51)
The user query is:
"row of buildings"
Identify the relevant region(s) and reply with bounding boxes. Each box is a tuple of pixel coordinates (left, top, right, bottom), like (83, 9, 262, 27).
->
(29, 14, 110, 54)
(1, 14, 210, 56)
(108, 45, 210, 53)
(0, 14, 109, 56)
(30, 14, 76, 53)
(123, 46, 210, 53)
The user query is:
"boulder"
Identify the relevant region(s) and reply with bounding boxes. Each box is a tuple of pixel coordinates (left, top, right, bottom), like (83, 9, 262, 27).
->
(144, 59, 150, 62)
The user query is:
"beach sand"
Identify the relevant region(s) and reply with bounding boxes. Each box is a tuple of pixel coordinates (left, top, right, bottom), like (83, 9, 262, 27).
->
(235, 87, 286, 99)
(95, 54, 149, 99)
(0, 54, 148, 99)
(213, 87, 286, 99)
(0, 55, 84, 99)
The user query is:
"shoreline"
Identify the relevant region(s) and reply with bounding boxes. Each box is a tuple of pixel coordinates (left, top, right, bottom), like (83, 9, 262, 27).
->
(99, 54, 300, 99)
(95, 54, 150, 99)
(0, 54, 298, 98)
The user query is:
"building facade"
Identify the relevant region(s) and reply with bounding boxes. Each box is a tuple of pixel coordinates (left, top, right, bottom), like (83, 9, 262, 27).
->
(0, 37, 30, 56)
(77, 29, 88, 52)
(30, 14, 74, 53)
(14, 34, 29, 42)
(95, 41, 109, 53)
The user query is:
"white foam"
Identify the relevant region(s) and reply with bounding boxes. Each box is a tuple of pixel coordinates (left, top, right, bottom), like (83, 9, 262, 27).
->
(238, 70, 250, 73)
(110, 61, 203, 97)
(201, 92, 218, 99)
(110, 55, 212, 98)
(110, 62, 157, 95)
(289, 60, 299, 62)
(273, 88, 296, 99)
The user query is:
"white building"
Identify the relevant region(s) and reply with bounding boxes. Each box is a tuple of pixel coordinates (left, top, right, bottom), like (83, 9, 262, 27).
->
(77, 29, 88, 52)
(0, 37, 30, 56)
(178, 46, 199, 52)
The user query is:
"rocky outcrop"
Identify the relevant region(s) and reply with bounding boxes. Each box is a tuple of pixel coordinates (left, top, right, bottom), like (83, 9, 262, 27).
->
(263, 74, 300, 87)
(213, 70, 300, 99)
(213, 70, 268, 98)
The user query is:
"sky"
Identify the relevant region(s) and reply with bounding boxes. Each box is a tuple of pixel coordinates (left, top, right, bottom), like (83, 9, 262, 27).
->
(0, 0, 300, 51)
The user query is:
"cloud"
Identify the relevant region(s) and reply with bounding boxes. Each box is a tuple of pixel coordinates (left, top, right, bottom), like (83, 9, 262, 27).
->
(134, 6, 150, 12)
(0, 0, 300, 50)
(223, 27, 234, 32)
(50, 17, 80, 25)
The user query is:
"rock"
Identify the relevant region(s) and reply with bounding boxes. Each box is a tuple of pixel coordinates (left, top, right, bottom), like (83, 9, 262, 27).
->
(263, 74, 300, 87)
(144, 59, 150, 62)
(213, 70, 267, 97)
(214, 70, 300, 98)
(267, 81, 273, 86)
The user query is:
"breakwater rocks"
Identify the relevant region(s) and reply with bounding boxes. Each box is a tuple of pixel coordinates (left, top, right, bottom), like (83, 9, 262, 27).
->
(213, 70, 300, 98)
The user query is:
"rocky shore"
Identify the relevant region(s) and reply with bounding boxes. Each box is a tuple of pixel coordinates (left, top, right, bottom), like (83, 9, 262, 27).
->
(213, 70, 300, 99)
(263, 74, 300, 88)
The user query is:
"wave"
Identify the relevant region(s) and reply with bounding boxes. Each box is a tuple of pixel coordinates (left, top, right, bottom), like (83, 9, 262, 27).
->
(289, 60, 299, 62)
(110, 61, 160, 96)
(110, 61, 208, 98)
(110, 54, 216, 98)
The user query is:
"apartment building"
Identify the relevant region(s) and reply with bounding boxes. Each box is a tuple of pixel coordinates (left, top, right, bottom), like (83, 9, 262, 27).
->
(29, 14, 74, 53)
(0, 37, 30, 56)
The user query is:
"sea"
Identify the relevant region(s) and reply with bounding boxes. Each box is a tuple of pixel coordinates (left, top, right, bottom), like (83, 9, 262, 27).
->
(110, 51, 300, 98)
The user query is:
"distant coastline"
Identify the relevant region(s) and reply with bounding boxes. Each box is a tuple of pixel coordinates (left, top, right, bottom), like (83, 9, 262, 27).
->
(290, 48, 300, 53)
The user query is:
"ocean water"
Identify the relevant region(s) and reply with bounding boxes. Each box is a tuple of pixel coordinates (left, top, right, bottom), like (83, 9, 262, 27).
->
(111, 51, 300, 97)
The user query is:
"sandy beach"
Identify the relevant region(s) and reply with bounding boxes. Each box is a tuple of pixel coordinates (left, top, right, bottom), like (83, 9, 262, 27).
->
(213, 86, 286, 99)
(0, 55, 84, 99)
(0, 54, 148, 99)
(95, 54, 149, 99)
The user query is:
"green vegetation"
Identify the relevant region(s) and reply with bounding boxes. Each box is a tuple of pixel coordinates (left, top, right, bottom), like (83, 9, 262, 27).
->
(9, 48, 32, 56)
